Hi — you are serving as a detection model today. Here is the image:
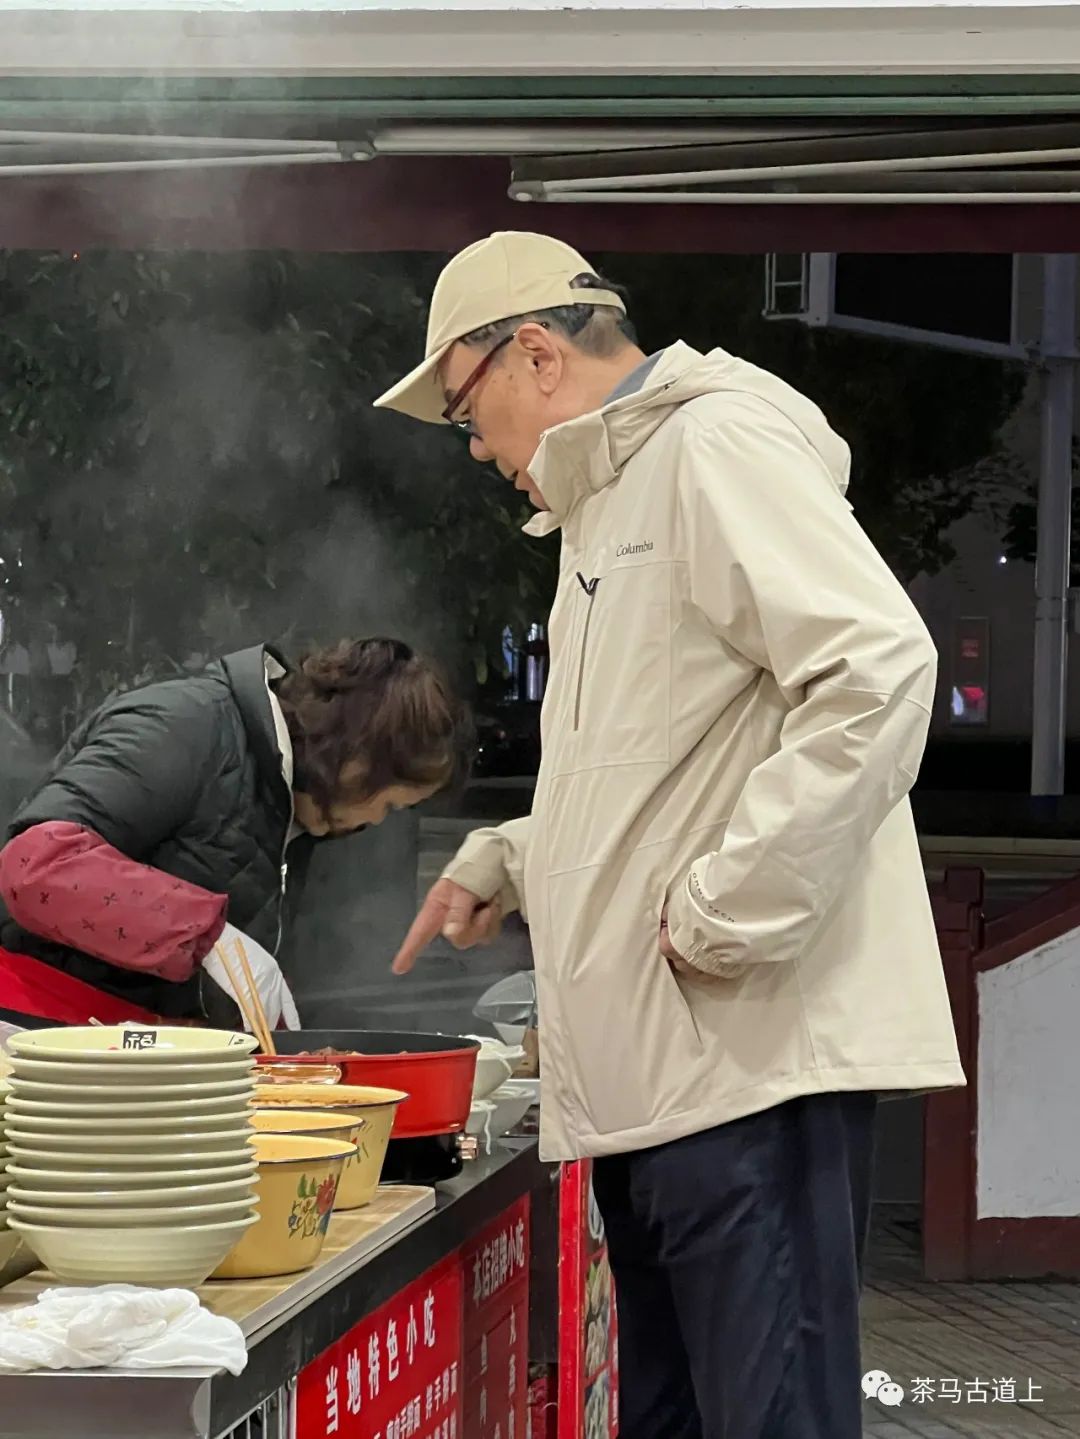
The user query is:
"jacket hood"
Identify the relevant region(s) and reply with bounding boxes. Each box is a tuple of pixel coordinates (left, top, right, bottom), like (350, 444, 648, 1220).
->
(525, 340, 851, 536)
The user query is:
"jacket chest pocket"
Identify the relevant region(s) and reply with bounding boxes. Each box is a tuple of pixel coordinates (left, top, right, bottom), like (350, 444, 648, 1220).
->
(566, 561, 672, 768)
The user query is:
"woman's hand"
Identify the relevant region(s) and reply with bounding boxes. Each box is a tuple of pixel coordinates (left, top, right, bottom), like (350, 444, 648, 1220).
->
(203, 925, 300, 1031)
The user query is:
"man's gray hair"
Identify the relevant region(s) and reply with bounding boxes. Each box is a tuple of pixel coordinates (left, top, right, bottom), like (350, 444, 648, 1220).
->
(460, 272, 637, 359)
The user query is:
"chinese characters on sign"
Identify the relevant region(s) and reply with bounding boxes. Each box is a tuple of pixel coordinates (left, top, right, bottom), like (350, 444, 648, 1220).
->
(468, 1205, 528, 1309)
(297, 1198, 533, 1439)
(464, 1196, 531, 1439)
(297, 1258, 464, 1439)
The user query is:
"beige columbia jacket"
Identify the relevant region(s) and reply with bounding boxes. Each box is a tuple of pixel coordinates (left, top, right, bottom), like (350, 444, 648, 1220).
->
(447, 342, 964, 1162)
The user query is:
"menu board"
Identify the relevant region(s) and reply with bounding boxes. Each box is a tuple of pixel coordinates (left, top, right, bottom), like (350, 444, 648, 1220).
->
(463, 1195, 530, 1439)
(296, 1196, 530, 1439)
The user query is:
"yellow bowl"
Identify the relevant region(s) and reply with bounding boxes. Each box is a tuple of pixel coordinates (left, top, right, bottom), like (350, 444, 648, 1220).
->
(250, 1110, 358, 1142)
(252, 1086, 405, 1211)
(210, 1133, 355, 1280)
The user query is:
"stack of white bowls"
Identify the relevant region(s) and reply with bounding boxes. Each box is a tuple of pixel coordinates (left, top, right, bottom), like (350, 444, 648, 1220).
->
(3, 1025, 260, 1287)
(0, 1079, 15, 1272)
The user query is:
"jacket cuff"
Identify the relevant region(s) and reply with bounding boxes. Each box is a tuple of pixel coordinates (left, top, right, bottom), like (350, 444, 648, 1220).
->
(666, 876, 749, 980)
(442, 832, 519, 915)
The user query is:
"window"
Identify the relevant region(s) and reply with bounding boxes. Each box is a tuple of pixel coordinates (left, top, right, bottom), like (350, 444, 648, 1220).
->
(950, 618, 991, 726)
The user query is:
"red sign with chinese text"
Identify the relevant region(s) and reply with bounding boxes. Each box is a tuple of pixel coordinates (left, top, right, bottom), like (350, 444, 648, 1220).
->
(463, 1196, 530, 1439)
(557, 1161, 618, 1439)
(296, 1257, 464, 1439)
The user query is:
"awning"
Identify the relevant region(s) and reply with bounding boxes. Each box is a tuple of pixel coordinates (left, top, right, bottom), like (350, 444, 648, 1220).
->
(510, 120, 1080, 204)
(0, 5, 1077, 243)
(1, 3, 1079, 90)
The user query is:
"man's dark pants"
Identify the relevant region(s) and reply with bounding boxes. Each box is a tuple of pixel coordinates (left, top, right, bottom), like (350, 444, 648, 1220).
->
(592, 1091, 877, 1439)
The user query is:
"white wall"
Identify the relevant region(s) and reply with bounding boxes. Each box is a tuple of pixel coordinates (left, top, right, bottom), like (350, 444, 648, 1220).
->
(977, 926, 1080, 1218)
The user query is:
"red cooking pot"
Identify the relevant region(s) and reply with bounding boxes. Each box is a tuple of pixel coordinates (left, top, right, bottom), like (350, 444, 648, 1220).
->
(256, 1030, 480, 1139)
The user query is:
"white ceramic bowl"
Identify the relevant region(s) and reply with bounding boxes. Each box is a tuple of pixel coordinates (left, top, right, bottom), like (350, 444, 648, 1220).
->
(6, 1174, 257, 1207)
(8, 1076, 255, 1103)
(467, 1039, 527, 1102)
(0, 1229, 19, 1274)
(6, 1094, 253, 1119)
(6, 1111, 254, 1136)
(466, 1083, 536, 1147)
(6, 1125, 254, 1153)
(7, 1196, 256, 1227)
(0, 1234, 31, 1279)
(6, 1162, 257, 1192)
(10, 1057, 255, 1085)
(7, 1143, 256, 1170)
(8, 1027, 258, 1063)
(8, 1214, 259, 1286)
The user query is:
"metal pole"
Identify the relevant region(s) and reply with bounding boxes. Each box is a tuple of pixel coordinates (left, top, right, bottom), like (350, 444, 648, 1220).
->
(1031, 254, 1077, 796)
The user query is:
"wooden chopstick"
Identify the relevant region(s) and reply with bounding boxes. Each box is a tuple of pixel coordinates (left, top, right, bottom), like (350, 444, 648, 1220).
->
(212, 943, 264, 1048)
(234, 935, 276, 1056)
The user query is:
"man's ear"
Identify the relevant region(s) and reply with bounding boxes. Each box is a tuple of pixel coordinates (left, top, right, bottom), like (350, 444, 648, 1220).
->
(516, 322, 564, 396)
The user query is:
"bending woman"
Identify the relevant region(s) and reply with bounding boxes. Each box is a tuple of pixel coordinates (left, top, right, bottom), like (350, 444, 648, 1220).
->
(0, 639, 465, 1030)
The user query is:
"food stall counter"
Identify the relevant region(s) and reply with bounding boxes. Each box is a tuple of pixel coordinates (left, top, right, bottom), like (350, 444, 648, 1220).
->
(0, 1139, 548, 1439)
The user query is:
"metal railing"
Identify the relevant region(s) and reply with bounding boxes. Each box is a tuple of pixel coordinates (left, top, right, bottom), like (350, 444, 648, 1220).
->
(216, 1381, 295, 1439)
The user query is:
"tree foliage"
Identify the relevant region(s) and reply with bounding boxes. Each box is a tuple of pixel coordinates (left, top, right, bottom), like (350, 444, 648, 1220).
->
(0, 248, 1024, 736)
(602, 253, 1026, 582)
(996, 439, 1080, 583)
(0, 250, 555, 725)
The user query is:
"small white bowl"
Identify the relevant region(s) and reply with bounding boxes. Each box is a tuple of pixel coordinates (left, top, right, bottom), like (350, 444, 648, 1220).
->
(6, 1125, 254, 1153)
(7, 1196, 257, 1228)
(6, 1161, 257, 1192)
(10, 1057, 255, 1085)
(6, 1111, 254, 1136)
(8, 1076, 255, 1103)
(8, 1214, 259, 1286)
(8, 1027, 257, 1062)
(7, 1144, 256, 1170)
(6, 1093, 253, 1119)
(466, 1083, 536, 1148)
(6, 1174, 257, 1207)
(467, 1038, 527, 1102)
(0, 1229, 19, 1273)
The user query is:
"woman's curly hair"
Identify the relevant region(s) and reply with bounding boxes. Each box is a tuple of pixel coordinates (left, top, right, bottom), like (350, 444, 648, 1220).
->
(274, 638, 471, 813)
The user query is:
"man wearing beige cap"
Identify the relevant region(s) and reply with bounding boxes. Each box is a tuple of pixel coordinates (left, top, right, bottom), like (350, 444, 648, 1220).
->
(378, 232, 962, 1439)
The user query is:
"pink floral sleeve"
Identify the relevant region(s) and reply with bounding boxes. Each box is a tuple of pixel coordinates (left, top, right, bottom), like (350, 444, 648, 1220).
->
(0, 821, 228, 983)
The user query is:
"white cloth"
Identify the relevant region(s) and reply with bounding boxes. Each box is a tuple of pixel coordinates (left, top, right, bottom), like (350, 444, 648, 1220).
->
(203, 923, 300, 1032)
(0, 1286, 247, 1375)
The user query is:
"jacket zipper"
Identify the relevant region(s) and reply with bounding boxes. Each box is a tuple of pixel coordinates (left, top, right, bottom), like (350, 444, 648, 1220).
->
(275, 858, 289, 957)
(574, 573, 600, 731)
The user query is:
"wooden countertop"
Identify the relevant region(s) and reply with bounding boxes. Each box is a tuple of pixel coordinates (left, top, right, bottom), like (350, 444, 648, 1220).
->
(0, 1185, 436, 1346)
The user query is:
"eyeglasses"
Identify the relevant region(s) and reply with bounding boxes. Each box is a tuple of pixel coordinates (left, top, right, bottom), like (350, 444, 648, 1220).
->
(441, 322, 550, 436)
(441, 335, 513, 435)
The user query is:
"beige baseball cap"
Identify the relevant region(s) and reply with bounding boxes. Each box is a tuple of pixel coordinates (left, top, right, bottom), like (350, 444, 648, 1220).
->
(374, 231, 626, 424)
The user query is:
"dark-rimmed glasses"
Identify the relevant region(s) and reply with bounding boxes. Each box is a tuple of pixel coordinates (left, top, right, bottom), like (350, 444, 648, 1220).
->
(441, 322, 550, 435)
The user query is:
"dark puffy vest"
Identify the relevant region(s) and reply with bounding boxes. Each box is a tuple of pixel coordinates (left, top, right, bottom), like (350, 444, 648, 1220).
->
(0, 646, 297, 1021)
